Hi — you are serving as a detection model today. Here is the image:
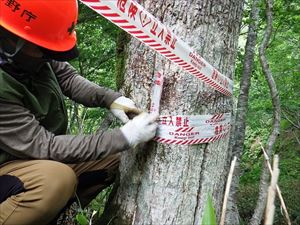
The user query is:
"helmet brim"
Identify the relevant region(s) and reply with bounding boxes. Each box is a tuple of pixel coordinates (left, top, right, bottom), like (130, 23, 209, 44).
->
(41, 45, 79, 62)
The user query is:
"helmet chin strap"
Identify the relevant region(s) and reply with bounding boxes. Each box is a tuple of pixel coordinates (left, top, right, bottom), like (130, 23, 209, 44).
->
(0, 37, 47, 76)
(0, 38, 28, 77)
(0, 37, 25, 59)
(0, 37, 22, 66)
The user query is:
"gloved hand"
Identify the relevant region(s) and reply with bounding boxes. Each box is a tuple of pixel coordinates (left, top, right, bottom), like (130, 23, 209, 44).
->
(120, 112, 159, 147)
(110, 96, 141, 123)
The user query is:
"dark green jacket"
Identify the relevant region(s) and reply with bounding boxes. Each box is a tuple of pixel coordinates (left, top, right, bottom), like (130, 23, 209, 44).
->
(0, 61, 129, 166)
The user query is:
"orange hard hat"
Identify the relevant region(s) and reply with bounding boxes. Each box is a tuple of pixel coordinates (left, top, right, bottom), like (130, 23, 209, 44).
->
(0, 0, 78, 52)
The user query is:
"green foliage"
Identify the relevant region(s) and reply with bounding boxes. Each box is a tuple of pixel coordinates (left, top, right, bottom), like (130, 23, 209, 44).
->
(62, 0, 299, 223)
(238, 180, 300, 225)
(89, 187, 112, 216)
(201, 195, 217, 225)
(76, 213, 89, 225)
(239, 127, 300, 224)
(236, 0, 300, 224)
(75, 9, 118, 90)
(66, 3, 121, 135)
(237, 0, 300, 181)
(237, 183, 259, 224)
(74, 193, 90, 225)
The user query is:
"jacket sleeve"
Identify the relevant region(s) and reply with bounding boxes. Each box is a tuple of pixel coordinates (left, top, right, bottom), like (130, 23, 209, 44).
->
(50, 61, 121, 108)
(0, 100, 130, 163)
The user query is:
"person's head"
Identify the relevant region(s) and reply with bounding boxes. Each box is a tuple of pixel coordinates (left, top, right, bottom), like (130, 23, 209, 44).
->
(0, 0, 79, 73)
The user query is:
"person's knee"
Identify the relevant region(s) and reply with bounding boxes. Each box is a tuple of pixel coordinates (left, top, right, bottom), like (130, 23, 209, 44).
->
(0, 161, 78, 225)
(41, 160, 77, 196)
(34, 161, 77, 214)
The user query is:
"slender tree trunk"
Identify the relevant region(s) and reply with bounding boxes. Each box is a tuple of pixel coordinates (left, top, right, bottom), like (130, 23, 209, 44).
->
(225, 0, 260, 224)
(99, 0, 243, 224)
(249, 0, 281, 224)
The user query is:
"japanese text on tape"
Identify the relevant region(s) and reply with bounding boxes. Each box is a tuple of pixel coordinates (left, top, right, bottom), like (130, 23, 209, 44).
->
(80, 0, 233, 96)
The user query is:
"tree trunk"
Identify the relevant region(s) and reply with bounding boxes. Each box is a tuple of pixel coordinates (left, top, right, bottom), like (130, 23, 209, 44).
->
(99, 0, 243, 224)
(225, 0, 260, 224)
(249, 0, 281, 224)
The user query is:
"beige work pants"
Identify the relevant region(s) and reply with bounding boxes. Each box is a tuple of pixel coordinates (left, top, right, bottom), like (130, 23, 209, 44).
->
(0, 154, 120, 225)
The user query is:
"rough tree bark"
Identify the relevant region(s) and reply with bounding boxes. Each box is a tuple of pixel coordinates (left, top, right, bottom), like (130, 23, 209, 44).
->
(99, 0, 243, 224)
(225, 0, 260, 224)
(249, 0, 281, 224)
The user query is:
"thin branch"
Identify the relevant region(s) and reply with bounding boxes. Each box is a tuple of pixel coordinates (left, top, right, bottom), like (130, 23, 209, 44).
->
(220, 156, 237, 225)
(293, 131, 300, 145)
(79, 108, 88, 134)
(264, 155, 279, 225)
(260, 143, 292, 225)
(249, 0, 282, 224)
(282, 110, 300, 129)
(73, 102, 81, 132)
(96, 113, 116, 133)
(268, 22, 283, 46)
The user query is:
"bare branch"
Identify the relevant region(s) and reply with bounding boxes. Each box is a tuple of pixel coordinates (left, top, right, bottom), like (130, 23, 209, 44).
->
(96, 112, 116, 133)
(260, 143, 292, 225)
(249, 0, 282, 224)
(293, 132, 300, 145)
(264, 155, 279, 225)
(220, 156, 237, 225)
(282, 110, 300, 129)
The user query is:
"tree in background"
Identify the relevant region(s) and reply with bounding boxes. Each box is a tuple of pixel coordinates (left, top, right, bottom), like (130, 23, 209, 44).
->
(63, 0, 299, 224)
(250, 0, 281, 223)
(98, 0, 244, 224)
(226, 0, 260, 224)
(235, 0, 300, 224)
(67, 5, 119, 135)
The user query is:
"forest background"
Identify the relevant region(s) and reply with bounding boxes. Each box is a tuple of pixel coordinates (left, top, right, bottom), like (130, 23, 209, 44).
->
(66, 0, 299, 224)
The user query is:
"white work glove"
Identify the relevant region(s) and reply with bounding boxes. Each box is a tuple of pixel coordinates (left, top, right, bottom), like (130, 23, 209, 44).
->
(120, 112, 159, 147)
(110, 96, 141, 123)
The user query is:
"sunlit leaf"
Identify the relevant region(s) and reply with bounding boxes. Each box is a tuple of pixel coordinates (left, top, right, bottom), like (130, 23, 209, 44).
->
(201, 195, 217, 225)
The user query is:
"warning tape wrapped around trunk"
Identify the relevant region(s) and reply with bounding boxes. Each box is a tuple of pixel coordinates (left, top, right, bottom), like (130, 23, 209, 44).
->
(155, 113, 231, 145)
(80, 0, 233, 96)
(149, 72, 232, 145)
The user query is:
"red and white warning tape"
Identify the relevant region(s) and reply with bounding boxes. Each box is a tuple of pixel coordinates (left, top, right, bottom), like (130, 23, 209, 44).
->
(154, 114, 231, 145)
(149, 72, 231, 145)
(150, 71, 164, 114)
(79, 1, 233, 144)
(80, 0, 233, 96)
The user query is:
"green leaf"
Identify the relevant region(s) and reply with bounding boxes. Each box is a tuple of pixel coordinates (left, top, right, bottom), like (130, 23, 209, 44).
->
(201, 195, 217, 225)
(76, 213, 89, 225)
